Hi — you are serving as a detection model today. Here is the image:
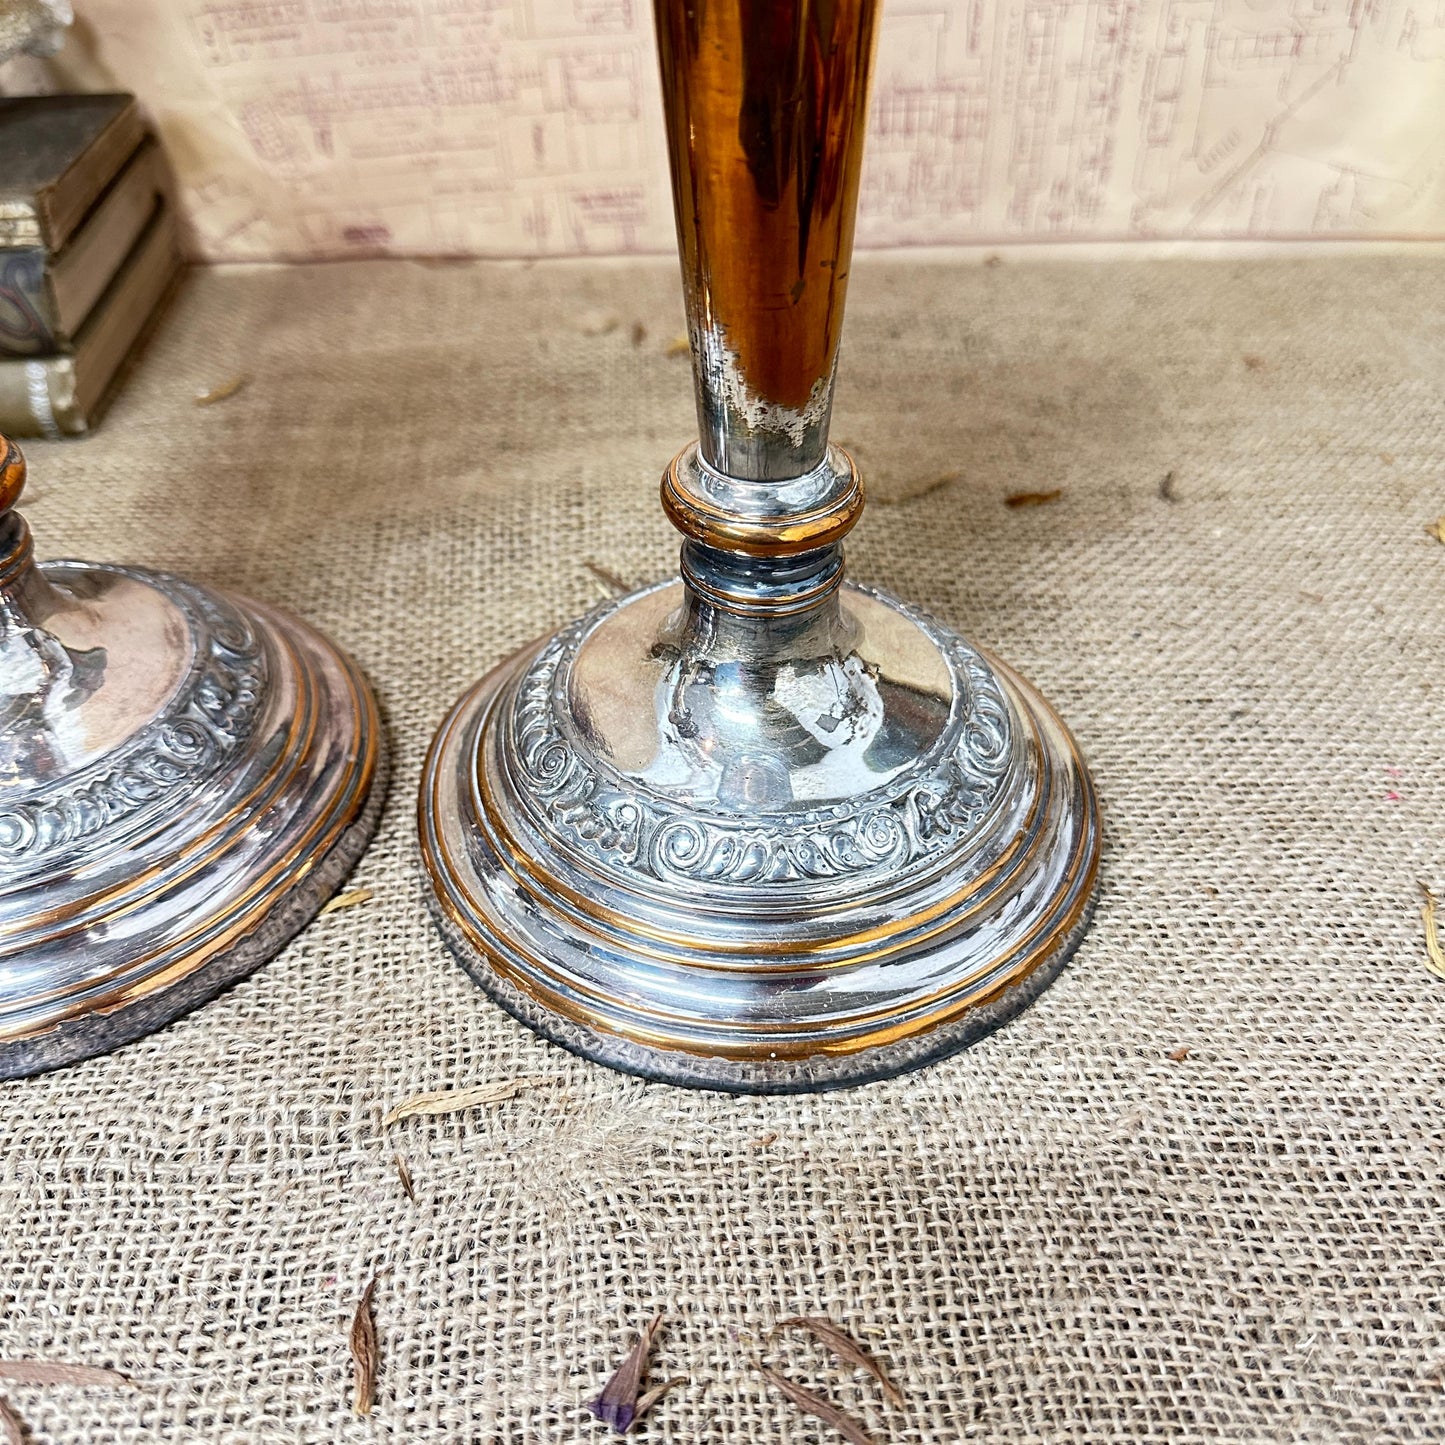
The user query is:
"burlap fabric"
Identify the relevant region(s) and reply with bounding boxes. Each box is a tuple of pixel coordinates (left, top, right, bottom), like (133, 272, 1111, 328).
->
(2, 253, 1443, 1442)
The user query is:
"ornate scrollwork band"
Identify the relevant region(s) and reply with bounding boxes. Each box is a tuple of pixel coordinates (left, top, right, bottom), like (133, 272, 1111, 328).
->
(498, 595, 1015, 893)
(0, 573, 266, 866)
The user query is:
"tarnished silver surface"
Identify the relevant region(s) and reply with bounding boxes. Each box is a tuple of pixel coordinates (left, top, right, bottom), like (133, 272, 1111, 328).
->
(420, 577, 1099, 1092)
(0, 440, 384, 1078)
(418, 0, 1100, 1091)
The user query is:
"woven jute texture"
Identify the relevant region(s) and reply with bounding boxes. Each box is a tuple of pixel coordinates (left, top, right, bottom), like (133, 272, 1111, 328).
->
(2, 253, 1443, 1443)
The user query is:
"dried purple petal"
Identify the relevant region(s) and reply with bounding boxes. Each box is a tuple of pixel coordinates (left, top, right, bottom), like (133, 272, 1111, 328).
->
(588, 1314, 664, 1433)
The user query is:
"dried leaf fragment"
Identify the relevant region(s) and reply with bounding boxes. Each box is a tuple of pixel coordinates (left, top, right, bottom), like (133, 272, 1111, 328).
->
(756, 1362, 873, 1445)
(771, 1317, 904, 1408)
(394, 1152, 416, 1204)
(589, 1313, 664, 1433)
(1419, 884, 1445, 982)
(0, 1362, 131, 1386)
(0, 1396, 22, 1445)
(319, 887, 372, 916)
(1424, 517, 1445, 545)
(631, 1375, 687, 1430)
(664, 335, 690, 358)
(1004, 488, 1063, 509)
(382, 1075, 556, 1127)
(583, 559, 631, 597)
(350, 1274, 382, 1417)
(194, 373, 248, 406)
(1167, 1046, 1191, 1063)
(630, 321, 647, 347)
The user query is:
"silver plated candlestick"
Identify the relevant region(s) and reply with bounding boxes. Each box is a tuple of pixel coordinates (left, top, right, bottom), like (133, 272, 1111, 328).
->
(0, 436, 384, 1077)
(419, 0, 1100, 1092)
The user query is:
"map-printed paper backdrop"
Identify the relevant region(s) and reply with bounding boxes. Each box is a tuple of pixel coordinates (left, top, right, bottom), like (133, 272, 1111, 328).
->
(12, 0, 1445, 259)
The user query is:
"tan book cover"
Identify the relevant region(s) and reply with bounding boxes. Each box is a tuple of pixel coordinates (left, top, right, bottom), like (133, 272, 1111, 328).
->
(0, 203, 181, 437)
(0, 94, 144, 250)
(0, 140, 169, 356)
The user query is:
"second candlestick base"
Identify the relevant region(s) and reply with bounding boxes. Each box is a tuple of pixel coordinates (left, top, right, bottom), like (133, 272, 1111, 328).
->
(419, 579, 1099, 1093)
(0, 556, 384, 1079)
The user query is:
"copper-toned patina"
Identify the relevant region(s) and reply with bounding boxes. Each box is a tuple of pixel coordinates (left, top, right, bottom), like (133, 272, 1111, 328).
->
(657, 0, 879, 481)
(417, 0, 1101, 1092)
(0, 434, 384, 1078)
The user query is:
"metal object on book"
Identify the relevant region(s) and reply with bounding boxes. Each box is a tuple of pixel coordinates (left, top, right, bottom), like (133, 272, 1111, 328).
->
(0, 436, 384, 1077)
(419, 0, 1100, 1092)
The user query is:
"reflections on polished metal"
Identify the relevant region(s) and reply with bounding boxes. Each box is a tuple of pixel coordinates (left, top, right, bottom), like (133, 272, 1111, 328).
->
(655, 0, 879, 482)
(0, 436, 384, 1078)
(418, 0, 1101, 1091)
(421, 575, 1099, 1091)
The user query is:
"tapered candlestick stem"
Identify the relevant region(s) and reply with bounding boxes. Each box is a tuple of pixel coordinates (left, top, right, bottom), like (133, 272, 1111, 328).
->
(656, 0, 881, 482)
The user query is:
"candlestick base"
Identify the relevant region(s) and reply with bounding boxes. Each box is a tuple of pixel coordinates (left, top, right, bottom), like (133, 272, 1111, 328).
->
(419, 577, 1098, 1093)
(0, 549, 384, 1078)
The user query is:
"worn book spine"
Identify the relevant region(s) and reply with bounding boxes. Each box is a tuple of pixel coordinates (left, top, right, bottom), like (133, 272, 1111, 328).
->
(0, 204, 47, 250)
(0, 354, 80, 438)
(0, 140, 168, 358)
(0, 249, 61, 354)
(0, 95, 144, 249)
(0, 203, 180, 438)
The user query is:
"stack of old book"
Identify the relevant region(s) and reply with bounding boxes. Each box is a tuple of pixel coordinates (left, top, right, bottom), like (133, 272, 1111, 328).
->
(0, 93, 181, 437)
